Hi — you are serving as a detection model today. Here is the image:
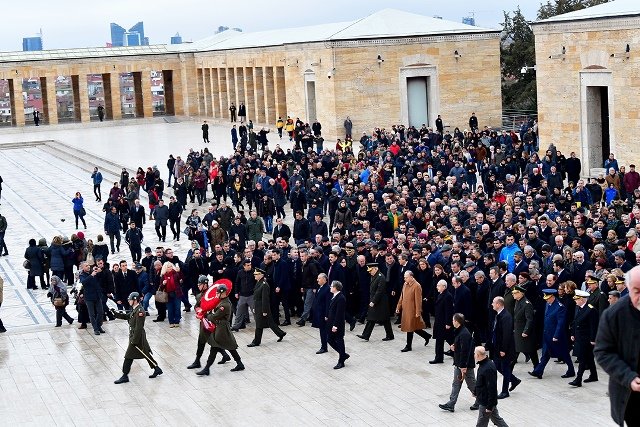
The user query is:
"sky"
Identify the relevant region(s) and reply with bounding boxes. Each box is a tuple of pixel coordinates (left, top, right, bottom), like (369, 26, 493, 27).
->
(5, 0, 541, 52)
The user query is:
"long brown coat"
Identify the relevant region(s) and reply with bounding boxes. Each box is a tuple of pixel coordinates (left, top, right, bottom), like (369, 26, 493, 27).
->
(396, 276, 426, 332)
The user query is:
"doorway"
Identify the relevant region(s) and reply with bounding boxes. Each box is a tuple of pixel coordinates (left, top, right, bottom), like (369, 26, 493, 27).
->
(304, 70, 317, 123)
(407, 76, 429, 127)
(585, 85, 610, 171)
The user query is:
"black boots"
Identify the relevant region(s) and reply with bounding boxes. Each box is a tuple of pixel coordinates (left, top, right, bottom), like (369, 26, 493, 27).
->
(114, 374, 129, 384)
(187, 358, 202, 369)
(218, 353, 231, 365)
(230, 361, 245, 372)
(149, 367, 163, 378)
(196, 365, 212, 376)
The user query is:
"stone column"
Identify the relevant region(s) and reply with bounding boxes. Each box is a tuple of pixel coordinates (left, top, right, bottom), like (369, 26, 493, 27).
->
(197, 68, 206, 116)
(218, 68, 228, 119)
(71, 75, 90, 123)
(226, 68, 236, 117)
(210, 68, 219, 118)
(133, 71, 154, 118)
(40, 76, 58, 125)
(235, 67, 244, 110)
(263, 67, 276, 125)
(102, 73, 122, 120)
(244, 67, 255, 123)
(204, 68, 212, 116)
(253, 67, 266, 124)
(8, 78, 25, 126)
(274, 66, 287, 120)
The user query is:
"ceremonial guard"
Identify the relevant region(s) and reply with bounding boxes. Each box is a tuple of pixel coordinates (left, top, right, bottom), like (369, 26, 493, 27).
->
(568, 289, 599, 387)
(247, 268, 286, 347)
(112, 292, 163, 384)
(529, 289, 575, 379)
(357, 263, 394, 341)
(196, 284, 245, 375)
(187, 275, 231, 370)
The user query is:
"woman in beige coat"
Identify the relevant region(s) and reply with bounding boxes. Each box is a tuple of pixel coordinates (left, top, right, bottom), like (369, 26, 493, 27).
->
(396, 270, 431, 352)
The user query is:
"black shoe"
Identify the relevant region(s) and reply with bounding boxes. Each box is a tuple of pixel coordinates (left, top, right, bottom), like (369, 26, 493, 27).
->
(568, 379, 582, 387)
(349, 319, 357, 331)
(343, 354, 350, 361)
(424, 334, 432, 346)
(444, 350, 454, 357)
(528, 371, 542, 379)
(153, 318, 165, 322)
(470, 403, 479, 411)
(316, 348, 328, 354)
(114, 375, 129, 384)
(99, 328, 106, 333)
(333, 362, 345, 370)
(218, 354, 231, 364)
(561, 372, 575, 379)
(381, 336, 394, 341)
(183, 307, 192, 312)
(584, 377, 598, 383)
(230, 362, 245, 372)
(296, 320, 305, 327)
(187, 359, 201, 369)
(356, 334, 369, 341)
(497, 392, 509, 399)
(247, 342, 259, 347)
(94, 331, 101, 336)
(149, 367, 163, 378)
(438, 404, 454, 413)
(196, 367, 210, 376)
(429, 360, 444, 364)
(401, 346, 412, 352)
(277, 332, 286, 342)
(509, 378, 521, 392)
(280, 321, 291, 326)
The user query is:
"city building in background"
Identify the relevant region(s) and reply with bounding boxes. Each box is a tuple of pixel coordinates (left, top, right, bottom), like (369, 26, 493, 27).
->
(22, 31, 43, 51)
(462, 15, 476, 26)
(170, 33, 182, 44)
(215, 26, 242, 34)
(110, 21, 148, 47)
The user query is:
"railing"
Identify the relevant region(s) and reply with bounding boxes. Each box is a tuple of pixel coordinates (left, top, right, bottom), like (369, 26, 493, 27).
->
(501, 109, 537, 131)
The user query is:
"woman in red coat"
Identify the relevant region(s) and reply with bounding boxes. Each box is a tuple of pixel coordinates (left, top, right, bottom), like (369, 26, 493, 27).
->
(161, 262, 183, 327)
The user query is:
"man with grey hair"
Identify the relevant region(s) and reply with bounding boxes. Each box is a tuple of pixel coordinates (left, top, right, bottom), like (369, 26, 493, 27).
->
(491, 296, 520, 398)
(78, 261, 105, 335)
(473, 345, 509, 426)
(297, 249, 320, 327)
(328, 280, 349, 369)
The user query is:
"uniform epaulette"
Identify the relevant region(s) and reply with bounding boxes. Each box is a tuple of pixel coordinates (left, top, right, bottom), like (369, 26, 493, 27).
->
(588, 304, 594, 309)
(558, 302, 563, 307)
(525, 300, 530, 304)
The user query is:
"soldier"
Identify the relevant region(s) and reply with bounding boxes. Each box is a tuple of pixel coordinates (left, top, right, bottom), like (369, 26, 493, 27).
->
(112, 292, 163, 384)
(568, 290, 599, 387)
(187, 276, 231, 370)
(195, 284, 245, 375)
(512, 285, 538, 369)
(357, 263, 394, 342)
(247, 268, 287, 347)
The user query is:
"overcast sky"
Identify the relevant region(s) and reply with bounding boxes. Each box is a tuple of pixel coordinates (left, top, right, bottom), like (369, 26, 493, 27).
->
(6, 0, 540, 52)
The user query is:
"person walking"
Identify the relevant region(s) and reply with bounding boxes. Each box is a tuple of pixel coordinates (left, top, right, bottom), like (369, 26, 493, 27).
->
(154, 199, 169, 242)
(78, 261, 104, 335)
(24, 238, 46, 289)
(490, 296, 520, 398)
(595, 266, 640, 426)
(311, 273, 332, 354)
(357, 263, 394, 342)
(201, 120, 210, 143)
(112, 292, 163, 384)
(473, 346, 509, 427)
(327, 280, 350, 369)
(195, 284, 245, 375)
(124, 222, 143, 263)
(247, 268, 286, 347)
(569, 289, 599, 387)
(187, 276, 231, 370)
(91, 167, 103, 202)
(97, 104, 105, 121)
(72, 192, 87, 230)
(0, 212, 8, 256)
(511, 285, 538, 369)
(439, 313, 479, 412)
(229, 103, 237, 122)
(0, 276, 6, 333)
(430, 280, 454, 364)
(231, 260, 255, 331)
(47, 275, 74, 327)
(104, 206, 121, 254)
(396, 270, 431, 352)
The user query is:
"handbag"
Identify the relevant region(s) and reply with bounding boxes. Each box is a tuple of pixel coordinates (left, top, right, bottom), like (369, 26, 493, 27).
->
(79, 207, 86, 216)
(53, 297, 66, 307)
(155, 290, 168, 303)
(183, 226, 191, 236)
(23, 259, 31, 269)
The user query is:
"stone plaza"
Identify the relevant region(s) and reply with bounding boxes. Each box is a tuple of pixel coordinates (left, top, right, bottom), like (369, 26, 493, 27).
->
(0, 119, 613, 426)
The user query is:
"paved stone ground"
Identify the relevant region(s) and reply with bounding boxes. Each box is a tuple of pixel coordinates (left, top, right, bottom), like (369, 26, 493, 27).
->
(0, 120, 614, 426)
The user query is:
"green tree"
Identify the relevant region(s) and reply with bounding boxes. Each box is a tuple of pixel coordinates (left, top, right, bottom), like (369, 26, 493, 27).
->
(538, 0, 611, 20)
(501, 7, 536, 111)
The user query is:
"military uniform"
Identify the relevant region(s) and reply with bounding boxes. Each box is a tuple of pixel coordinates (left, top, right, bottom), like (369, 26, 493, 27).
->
(357, 267, 393, 341)
(187, 290, 230, 370)
(248, 276, 286, 346)
(113, 302, 162, 383)
(513, 296, 538, 367)
(570, 302, 599, 386)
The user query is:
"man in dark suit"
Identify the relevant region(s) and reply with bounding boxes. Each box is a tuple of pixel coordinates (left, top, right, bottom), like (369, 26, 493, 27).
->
(491, 296, 520, 399)
(311, 273, 332, 354)
(272, 217, 291, 242)
(327, 280, 349, 369)
(554, 260, 571, 284)
(512, 251, 528, 277)
(129, 199, 146, 229)
(569, 290, 599, 387)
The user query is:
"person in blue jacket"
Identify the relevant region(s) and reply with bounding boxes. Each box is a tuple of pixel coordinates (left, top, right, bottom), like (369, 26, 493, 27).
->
(91, 167, 103, 202)
(528, 289, 575, 379)
(499, 234, 520, 273)
(72, 192, 87, 230)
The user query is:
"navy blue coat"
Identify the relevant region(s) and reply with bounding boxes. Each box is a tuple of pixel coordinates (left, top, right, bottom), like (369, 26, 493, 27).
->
(79, 271, 102, 302)
(541, 299, 569, 357)
(311, 284, 331, 328)
(451, 284, 472, 320)
(48, 244, 72, 271)
(273, 258, 293, 292)
(327, 262, 346, 288)
(327, 292, 347, 336)
(104, 212, 121, 234)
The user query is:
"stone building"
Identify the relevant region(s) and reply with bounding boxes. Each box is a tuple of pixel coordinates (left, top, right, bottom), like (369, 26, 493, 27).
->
(532, 0, 640, 177)
(0, 9, 502, 140)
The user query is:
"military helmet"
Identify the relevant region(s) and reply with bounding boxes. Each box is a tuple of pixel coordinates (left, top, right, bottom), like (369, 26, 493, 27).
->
(198, 275, 209, 284)
(217, 284, 229, 294)
(127, 292, 141, 301)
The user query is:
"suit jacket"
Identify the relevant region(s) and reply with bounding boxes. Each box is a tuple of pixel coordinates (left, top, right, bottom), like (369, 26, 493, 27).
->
(556, 269, 571, 284)
(492, 309, 516, 359)
(327, 292, 347, 336)
(572, 302, 599, 359)
(311, 284, 332, 328)
(513, 260, 529, 277)
(272, 223, 291, 242)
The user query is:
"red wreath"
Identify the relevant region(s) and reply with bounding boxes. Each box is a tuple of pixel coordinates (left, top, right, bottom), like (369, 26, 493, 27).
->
(195, 279, 233, 332)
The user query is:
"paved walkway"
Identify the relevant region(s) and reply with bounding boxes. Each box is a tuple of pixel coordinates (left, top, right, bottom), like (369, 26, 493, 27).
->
(0, 120, 614, 426)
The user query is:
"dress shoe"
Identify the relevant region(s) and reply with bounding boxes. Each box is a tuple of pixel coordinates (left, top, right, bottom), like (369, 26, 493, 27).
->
(153, 318, 165, 323)
(316, 348, 328, 354)
(429, 360, 444, 364)
(349, 319, 357, 331)
(94, 331, 101, 336)
(561, 372, 575, 379)
(280, 321, 291, 326)
(99, 328, 106, 333)
(356, 335, 369, 341)
(230, 362, 245, 372)
(400, 346, 412, 352)
(381, 336, 394, 341)
(394, 318, 401, 325)
(444, 350, 454, 357)
(509, 378, 521, 392)
(528, 371, 542, 379)
(114, 375, 129, 384)
(247, 342, 259, 347)
(584, 377, 598, 383)
(183, 306, 191, 312)
(277, 332, 286, 342)
(438, 404, 454, 413)
(149, 367, 163, 378)
(218, 354, 231, 364)
(497, 392, 509, 399)
(470, 403, 479, 411)
(78, 324, 87, 329)
(333, 362, 345, 370)
(568, 379, 582, 387)
(187, 359, 201, 369)
(343, 354, 350, 361)
(296, 320, 306, 327)
(196, 367, 210, 376)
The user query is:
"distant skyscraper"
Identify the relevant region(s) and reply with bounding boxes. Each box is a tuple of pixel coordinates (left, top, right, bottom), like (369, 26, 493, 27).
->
(110, 21, 148, 47)
(23, 36, 43, 51)
(171, 33, 183, 44)
(462, 16, 476, 26)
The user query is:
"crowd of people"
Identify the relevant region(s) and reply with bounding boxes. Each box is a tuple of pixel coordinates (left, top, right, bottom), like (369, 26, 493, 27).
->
(3, 112, 640, 425)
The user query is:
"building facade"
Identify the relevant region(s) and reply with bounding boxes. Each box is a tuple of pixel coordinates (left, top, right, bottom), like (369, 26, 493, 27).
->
(0, 9, 502, 140)
(22, 36, 43, 52)
(532, 0, 640, 177)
